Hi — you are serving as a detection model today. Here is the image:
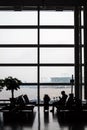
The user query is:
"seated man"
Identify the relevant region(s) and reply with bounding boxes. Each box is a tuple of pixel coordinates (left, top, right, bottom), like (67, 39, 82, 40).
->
(50, 91, 68, 112)
(66, 93, 75, 110)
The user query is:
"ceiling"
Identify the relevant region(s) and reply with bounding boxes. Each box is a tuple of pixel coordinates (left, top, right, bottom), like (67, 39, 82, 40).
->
(0, 0, 86, 11)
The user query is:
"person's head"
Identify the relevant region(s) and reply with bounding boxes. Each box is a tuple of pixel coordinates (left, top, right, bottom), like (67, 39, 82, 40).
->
(69, 93, 74, 98)
(61, 91, 65, 95)
(44, 94, 48, 98)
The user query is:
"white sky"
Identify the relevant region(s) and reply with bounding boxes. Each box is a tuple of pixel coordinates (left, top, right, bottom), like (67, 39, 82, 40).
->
(0, 11, 79, 82)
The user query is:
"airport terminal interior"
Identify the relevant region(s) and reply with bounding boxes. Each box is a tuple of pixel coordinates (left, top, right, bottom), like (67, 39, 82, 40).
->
(0, 0, 87, 130)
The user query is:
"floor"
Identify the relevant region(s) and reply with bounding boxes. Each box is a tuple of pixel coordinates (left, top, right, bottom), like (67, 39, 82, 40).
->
(0, 107, 87, 130)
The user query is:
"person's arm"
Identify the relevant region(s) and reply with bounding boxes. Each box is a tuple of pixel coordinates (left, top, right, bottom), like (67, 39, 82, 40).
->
(59, 96, 61, 99)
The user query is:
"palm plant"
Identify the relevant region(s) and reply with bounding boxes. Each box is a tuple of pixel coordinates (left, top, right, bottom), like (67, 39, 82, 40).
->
(0, 76, 21, 99)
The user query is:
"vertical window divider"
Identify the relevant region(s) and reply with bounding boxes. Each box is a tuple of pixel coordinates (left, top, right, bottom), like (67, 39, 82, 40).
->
(79, 7, 82, 99)
(37, 7, 40, 105)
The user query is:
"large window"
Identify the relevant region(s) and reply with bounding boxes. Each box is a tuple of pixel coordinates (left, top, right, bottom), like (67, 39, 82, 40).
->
(0, 9, 84, 103)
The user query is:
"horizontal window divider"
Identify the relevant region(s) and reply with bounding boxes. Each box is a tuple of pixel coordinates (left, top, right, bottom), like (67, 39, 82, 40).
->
(40, 83, 73, 85)
(40, 44, 75, 47)
(0, 44, 38, 47)
(40, 26, 83, 29)
(0, 63, 38, 66)
(40, 44, 84, 47)
(81, 45, 84, 47)
(40, 63, 74, 66)
(20, 83, 73, 85)
(40, 25, 75, 29)
(0, 44, 75, 47)
(0, 25, 38, 29)
(0, 25, 84, 29)
(0, 63, 84, 67)
(0, 44, 84, 48)
(0, 63, 75, 66)
(40, 63, 84, 66)
(42, 64, 84, 66)
(19, 82, 85, 86)
(0, 99, 10, 101)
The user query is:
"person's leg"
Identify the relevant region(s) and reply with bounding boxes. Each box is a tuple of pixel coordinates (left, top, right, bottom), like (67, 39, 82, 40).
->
(50, 102, 56, 112)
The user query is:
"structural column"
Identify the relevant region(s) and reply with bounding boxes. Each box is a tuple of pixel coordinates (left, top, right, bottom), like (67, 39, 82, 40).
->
(74, 6, 82, 99)
(79, 7, 82, 99)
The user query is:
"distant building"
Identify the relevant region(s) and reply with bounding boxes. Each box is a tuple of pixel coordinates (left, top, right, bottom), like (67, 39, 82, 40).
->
(51, 77, 71, 83)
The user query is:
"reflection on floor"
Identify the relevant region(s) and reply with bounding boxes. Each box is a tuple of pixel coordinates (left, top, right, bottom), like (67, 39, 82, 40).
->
(0, 107, 87, 130)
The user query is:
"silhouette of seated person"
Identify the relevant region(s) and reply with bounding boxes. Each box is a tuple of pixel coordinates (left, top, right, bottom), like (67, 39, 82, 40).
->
(43, 94, 50, 111)
(74, 97, 82, 111)
(66, 93, 75, 110)
(50, 91, 68, 112)
(66, 94, 82, 110)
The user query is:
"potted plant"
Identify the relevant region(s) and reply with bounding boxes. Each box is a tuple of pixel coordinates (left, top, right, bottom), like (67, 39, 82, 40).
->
(0, 76, 21, 104)
(4, 76, 21, 99)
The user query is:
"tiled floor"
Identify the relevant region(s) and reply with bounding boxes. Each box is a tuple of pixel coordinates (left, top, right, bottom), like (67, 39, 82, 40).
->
(0, 107, 87, 130)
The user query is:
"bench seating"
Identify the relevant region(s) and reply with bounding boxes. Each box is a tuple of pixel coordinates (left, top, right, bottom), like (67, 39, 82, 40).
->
(0, 94, 35, 113)
(0, 95, 35, 121)
(1, 104, 35, 113)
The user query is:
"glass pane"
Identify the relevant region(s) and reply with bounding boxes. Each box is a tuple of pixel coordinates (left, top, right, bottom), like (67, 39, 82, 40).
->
(0, 67, 37, 82)
(15, 86, 37, 102)
(40, 67, 74, 83)
(0, 29, 37, 44)
(82, 67, 84, 100)
(82, 85, 85, 101)
(40, 11, 74, 25)
(82, 47, 84, 64)
(0, 85, 37, 102)
(82, 29, 84, 45)
(40, 85, 74, 103)
(0, 48, 37, 63)
(82, 66, 84, 84)
(0, 11, 37, 25)
(40, 29, 74, 44)
(40, 48, 74, 63)
(81, 11, 83, 26)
